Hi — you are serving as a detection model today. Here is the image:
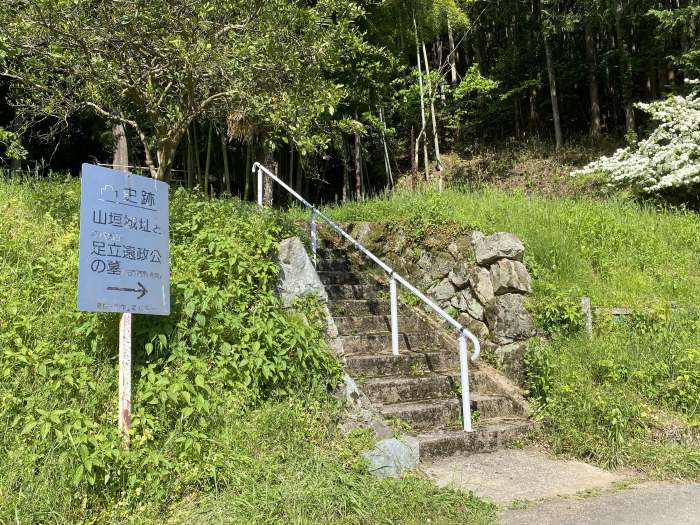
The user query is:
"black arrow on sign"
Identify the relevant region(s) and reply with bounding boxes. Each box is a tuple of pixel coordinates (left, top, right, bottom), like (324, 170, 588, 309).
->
(107, 281, 148, 300)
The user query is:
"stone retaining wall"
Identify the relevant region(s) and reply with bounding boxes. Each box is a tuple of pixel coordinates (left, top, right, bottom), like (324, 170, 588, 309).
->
(340, 222, 536, 383)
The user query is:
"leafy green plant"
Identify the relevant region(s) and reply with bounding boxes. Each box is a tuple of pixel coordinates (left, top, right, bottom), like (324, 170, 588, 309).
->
(524, 339, 554, 408)
(0, 180, 342, 520)
(529, 287, 585, 336)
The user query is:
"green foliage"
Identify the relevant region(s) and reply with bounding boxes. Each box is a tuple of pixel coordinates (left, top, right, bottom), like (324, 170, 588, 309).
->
(0, 178, 497, 523)
(1, 0, 364, 179)
(529, 286, 585, 336)
(0, 179, 344, 521)
(524, 339, 554, 407)
(320, 187, 700, 308)
(525, 313, 700, 475)
(0, 127, 27, 159)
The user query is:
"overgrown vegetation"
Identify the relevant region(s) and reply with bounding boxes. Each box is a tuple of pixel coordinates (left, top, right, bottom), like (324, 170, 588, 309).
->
(317, 186, 700, 479)
(0, 178, 495, 523)
(320, 187, 700, 308)
(526, 309, 700, 478)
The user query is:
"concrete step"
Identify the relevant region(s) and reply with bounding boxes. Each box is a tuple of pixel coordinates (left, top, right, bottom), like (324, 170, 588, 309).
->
(325, 283, 381, 300)
(380, 393, 521, 430)
(340, 332, 442, 354)
(345, 352, 460, 377)
(333, 314, 428, 335)
(318, 271, 364, 285)
(316, 258, 351, 272)
(317, 248, 347, 259)
(361, 375, 457, 404)
(329, 299, 392, 316)
(417, 418, 533, 459)
(381, 398, 462, 429)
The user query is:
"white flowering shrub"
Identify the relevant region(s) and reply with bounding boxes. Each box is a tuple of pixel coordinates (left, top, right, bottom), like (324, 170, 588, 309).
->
(573, 80, 700, 194)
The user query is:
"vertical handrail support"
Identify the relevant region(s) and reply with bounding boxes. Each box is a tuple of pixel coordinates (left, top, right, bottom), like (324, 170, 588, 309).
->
(389, 274, 399, 357)
(458, 334, 472, 432)
(310, 210, 318, 268)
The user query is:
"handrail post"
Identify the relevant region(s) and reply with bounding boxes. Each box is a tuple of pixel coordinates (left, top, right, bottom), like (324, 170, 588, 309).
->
(310, 210, 318, 268)
(257, 165, 263, 207)
(390, 275, 399, 356)
(459, 335, 472, 432)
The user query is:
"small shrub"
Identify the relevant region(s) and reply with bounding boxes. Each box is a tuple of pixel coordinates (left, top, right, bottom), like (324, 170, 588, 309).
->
(529, 286, 585, 336)
(524, 338, 554, 407)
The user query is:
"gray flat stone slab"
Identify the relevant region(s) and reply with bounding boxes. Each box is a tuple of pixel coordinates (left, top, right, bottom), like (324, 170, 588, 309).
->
(422, 448, 627, 504)
(500, 482, 700, 525)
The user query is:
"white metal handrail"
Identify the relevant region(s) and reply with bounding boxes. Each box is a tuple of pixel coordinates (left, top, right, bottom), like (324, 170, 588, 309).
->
(253, 162, 481, 432)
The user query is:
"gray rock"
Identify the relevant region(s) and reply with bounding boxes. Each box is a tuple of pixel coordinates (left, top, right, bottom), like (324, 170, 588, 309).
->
(417, 251, 432, 271)
(472, 231, 525, 266)
(362, 436, 420, 478)
(452, 288, 485, 320)
(451, 290, 468, 311)
(448, 262, 470, 290)
(447, 242, 461, 259)
(276, 236, 327, 306)
(429, 255, 453, 280)
(458, 313, 490, 340)
(469, 267, 495, 305)
(429, 278, 456, 303)
(490, 259, 532, 295)
(494, 342, 528, 386)
(486, 294, 536, 344)
(337, 374, 392, 440)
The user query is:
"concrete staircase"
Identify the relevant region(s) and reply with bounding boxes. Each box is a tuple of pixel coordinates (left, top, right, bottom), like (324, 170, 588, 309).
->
(317, 239, 532, 460)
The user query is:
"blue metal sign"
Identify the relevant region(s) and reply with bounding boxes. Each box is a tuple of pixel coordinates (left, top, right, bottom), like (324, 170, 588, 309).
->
(77, 164, 170, 315)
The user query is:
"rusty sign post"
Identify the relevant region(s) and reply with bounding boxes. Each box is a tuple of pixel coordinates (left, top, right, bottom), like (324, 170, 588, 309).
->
(77, 164, 170, 446)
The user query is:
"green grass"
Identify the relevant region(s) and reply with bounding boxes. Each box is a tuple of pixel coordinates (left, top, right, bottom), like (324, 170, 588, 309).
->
(313, 187, 700, 308)
(526, 317, 700, 479)
(0, 177, 495, 524)
(167, 399, 494, 525)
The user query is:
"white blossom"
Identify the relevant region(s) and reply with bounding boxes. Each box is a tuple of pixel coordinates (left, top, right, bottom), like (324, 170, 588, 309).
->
(573, 80, 700, 194)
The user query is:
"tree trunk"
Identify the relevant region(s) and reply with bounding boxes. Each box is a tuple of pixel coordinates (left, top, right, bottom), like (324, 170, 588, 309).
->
(422, 42, 443, 173)
(584, 18, 602, 139)
(614, 0, 635, 133)
(379, 108, 393, 188)
(112, 122, 128, 171)
(354, 128, 362, 201)
(447, 19, 458, 85)
(204, 122, 213, 198)
(410, 124, 417, 184)
(193, 123, 202, 187)
(342, 136, 349, 203)
(295, 149, 304, 195)
(221, 131, 231, 195)
(288, 145, 295, 196)
(244, 142, 252, 201)
(543, 33, 563, 149)
(529, 85, 539, 131)
(513, 95, 522, 138)
(155, 141, 176, 181)
(414, 14, 430, 181)
(473, 22, 486, 74)
(262, 146, 274, 207)
(186, 129, 194, 189)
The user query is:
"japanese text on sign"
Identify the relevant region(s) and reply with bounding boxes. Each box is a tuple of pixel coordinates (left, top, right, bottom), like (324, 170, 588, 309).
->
(77, 164, 170, 315)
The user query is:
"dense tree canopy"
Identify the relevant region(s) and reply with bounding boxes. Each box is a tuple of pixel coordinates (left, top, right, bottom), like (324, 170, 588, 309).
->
(1, 0, 361, 180)
(1, 0, 697, 197)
